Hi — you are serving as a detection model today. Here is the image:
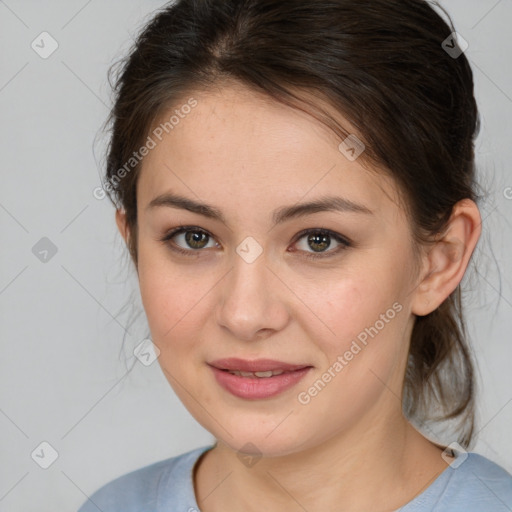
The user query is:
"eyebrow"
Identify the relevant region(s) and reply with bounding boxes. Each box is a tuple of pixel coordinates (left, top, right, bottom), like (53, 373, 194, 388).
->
(146, 192, 374, 226)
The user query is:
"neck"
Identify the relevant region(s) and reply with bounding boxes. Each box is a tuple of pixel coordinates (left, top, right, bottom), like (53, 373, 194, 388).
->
(194, 406, 448, 512)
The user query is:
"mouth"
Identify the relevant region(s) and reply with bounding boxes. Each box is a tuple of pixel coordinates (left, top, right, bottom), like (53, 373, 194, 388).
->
(222, 369, 288, 378)
(208, 358, 313, 399)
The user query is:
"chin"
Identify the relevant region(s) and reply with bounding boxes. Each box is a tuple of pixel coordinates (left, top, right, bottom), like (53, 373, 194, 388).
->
(203, 415, 317, 459)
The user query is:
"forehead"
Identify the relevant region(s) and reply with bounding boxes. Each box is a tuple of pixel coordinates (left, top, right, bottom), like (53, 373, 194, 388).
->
(137, 84, 403, 223)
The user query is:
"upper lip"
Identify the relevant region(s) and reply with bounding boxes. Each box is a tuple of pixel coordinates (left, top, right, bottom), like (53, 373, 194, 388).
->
(208, 358, 311, 372)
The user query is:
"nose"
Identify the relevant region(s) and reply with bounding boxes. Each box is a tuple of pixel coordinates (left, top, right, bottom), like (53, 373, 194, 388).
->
(215, 251, 290, 342)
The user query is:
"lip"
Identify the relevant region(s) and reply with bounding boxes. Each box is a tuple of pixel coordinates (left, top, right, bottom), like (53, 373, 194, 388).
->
(208, 358, 312, 400)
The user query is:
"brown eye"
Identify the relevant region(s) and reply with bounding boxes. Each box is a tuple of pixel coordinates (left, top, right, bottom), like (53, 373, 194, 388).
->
(293, 229, 351, 260)
(306, 232, 331, 252)
(183, 230, 210, 249)
(160, 226, 218, 254)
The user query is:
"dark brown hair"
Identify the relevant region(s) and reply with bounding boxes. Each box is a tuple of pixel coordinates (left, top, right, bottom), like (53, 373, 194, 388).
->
(102, 0, 481, 447)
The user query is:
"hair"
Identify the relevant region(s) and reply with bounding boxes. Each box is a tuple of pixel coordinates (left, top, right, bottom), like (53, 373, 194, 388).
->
(102, 0, 482, 448)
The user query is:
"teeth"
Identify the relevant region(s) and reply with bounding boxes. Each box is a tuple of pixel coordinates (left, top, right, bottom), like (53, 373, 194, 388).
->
(228, 369, 285, 378)
(254, 371, 274, 378)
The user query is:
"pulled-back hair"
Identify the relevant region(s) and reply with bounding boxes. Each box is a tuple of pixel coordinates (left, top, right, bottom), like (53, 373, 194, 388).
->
(102, 0, 481, 447)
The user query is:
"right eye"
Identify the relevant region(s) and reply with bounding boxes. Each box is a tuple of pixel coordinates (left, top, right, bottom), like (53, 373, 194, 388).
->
(159, 226, 220, 255)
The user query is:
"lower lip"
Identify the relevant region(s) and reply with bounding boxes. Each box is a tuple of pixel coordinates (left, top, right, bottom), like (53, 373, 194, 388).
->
(209, 366, 311, 399)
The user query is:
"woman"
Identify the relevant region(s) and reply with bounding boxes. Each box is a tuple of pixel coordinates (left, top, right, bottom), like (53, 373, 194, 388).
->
(79, 0, 512, 510)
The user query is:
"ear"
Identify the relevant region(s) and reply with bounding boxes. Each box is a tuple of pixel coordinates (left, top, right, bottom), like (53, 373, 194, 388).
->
(411, 199, 482, 316)
(115, 209, 130, 245)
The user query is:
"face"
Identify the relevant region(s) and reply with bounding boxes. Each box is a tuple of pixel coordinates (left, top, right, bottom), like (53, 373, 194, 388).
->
(123, 83, 423, 457)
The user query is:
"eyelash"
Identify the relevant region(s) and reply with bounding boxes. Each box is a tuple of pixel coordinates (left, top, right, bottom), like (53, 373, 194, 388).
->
(158, 225, 351, 261)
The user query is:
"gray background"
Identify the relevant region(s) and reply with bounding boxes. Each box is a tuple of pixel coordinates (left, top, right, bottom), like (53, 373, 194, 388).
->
(0, 1, 511, 510)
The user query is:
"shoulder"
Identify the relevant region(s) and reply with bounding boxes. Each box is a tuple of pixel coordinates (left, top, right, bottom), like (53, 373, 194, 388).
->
(429, 453, 512, 511)
(77, 445, 212, 512)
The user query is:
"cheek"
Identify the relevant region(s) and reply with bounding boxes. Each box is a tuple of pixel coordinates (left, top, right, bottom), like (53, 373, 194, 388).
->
(311, 272, 399, 347)
(305, 271, 408, 392)
(136, 250, 208, 351)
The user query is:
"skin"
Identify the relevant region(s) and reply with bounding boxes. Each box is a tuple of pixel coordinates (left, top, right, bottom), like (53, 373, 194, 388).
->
(116, 82, 482, 512)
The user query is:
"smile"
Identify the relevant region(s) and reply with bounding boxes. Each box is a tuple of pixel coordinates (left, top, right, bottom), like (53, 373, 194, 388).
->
(208, 358, 312, 399)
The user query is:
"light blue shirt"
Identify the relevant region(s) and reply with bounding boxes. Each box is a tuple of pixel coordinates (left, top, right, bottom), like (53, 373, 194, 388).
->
(77, 445, 512, 511)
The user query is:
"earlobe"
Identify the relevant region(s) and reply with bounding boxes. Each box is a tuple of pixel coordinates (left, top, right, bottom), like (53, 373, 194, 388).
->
(115, 209, 130, 245)
(411, 199, 482, 317)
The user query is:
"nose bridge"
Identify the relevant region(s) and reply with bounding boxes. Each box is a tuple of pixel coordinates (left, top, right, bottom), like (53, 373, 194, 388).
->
(215, 241, 288, 340)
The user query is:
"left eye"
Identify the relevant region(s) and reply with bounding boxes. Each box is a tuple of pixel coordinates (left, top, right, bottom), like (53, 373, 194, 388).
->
(292, 228, 351, 259)
(159, 226, 350, 259)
